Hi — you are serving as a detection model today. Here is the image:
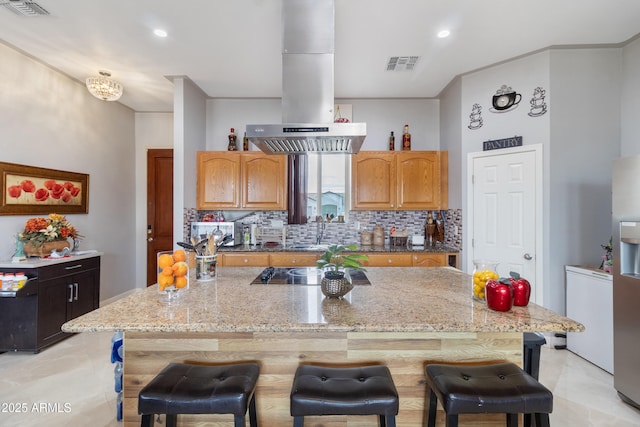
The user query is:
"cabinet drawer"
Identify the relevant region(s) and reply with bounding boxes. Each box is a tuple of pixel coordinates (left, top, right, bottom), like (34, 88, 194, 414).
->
(37, 257, 100, 281)
(270, 253, 319, 267)
(362, 253, 412, 267)
(412, 253, 446, 267)
(221, 253, 270, 267)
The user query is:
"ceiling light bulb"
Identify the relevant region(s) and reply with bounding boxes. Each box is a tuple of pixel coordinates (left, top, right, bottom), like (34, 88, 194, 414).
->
(437, 30, 450, 38)
(153, 29, 168, 38)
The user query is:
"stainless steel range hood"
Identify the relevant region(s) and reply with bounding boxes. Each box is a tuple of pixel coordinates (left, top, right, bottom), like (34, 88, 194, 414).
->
(246, 0, 366, 154)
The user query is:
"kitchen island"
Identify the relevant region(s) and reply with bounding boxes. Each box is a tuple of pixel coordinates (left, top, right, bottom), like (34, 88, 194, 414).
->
(63, 267, 583, 426)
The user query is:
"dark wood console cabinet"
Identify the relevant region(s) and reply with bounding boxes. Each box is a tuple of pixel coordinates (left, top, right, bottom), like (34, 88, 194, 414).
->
(0, 256, 100, 353)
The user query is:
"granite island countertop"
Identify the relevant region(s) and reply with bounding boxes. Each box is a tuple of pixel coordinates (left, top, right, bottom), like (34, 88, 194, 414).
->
(63, 266, 583, 334)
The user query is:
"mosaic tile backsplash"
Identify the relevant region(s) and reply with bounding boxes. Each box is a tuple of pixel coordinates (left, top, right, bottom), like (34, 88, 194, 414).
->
(185, 208, 462, 250)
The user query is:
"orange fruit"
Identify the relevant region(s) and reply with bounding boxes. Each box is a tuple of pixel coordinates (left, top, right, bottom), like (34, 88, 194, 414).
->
(173, 249, 187, 262)
(175, 276, 188, 289)
(172, 261, 189, 277)
(161, 266, 173, 276)
(158, 274, 174, 288)
(158, 253, 174, 269)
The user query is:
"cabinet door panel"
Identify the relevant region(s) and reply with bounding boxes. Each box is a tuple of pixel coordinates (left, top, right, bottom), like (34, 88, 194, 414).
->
(242, 154, 287, 209)
(397, 152, 441, 209)
(37, 278, 70, 345)
(197, 153, 240, 209)
(68, 269, 98, 319)
(352, 152, 396, 209)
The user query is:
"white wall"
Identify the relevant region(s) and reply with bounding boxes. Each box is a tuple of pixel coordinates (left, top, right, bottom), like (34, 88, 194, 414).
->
(0, 41, 136, 301)
(453, 48, 623, 314)
(439, 78, 463, 209)
(206, 98, 441, 151)
(621, 36, 640, 157)
(134, 112, 173, 289)
(459, 51, 551, 283)
(548, 48, 622, 313)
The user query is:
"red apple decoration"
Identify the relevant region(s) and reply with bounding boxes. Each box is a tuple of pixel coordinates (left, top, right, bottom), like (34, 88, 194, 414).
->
(485, 279, 513, 312)
(509, 271, 531, 307)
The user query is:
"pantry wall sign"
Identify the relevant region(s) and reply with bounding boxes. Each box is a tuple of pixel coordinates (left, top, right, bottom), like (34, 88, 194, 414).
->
(1, 162, 88, 215)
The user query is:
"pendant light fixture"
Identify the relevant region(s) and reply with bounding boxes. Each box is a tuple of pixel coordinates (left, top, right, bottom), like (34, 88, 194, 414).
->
(85, 70, 123, 101)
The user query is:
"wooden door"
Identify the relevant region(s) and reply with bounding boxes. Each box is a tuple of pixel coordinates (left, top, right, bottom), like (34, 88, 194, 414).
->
(242, 153, 287, 209)
(351, 152, 396, 209)
(397, 151, 447, 209)
(147, 149, 174, 287)
(196, 152, 240, 209)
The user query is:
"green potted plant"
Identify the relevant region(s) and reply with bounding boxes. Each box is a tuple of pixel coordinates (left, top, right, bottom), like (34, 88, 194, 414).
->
(316, 244, 368, 298)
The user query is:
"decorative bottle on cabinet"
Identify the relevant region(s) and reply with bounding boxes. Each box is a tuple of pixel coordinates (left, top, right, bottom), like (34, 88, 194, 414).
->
(402, 124, 411, 150)
(243, 132, 249, 151)
(389, 131, 395, 151)
(227, 128, 237, 151)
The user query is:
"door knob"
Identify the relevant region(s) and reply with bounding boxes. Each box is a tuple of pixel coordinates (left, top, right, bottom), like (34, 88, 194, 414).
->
(148, 237, 154, 242)
(523, 253, 532, 260)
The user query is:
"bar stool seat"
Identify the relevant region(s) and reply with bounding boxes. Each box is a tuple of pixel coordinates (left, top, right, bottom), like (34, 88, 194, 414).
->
(425, 362, 552, 427)
(138, 362, 259, 427)
(290, 364, 399, 426)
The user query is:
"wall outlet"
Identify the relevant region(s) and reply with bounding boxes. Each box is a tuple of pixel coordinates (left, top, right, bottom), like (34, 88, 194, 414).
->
(454, 225, 459, 235)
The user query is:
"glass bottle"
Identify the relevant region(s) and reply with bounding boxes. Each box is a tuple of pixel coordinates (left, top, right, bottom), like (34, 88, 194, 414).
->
(389, 131, 395, 151)
(402, 124, 411, 150)
(471, 260, 499, 302)
(227, 128, 237, 151)
(243, 131, 249, 151)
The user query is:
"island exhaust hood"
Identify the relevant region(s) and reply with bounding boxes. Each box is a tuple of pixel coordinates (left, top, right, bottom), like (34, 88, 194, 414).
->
(246, 0, 366, 155)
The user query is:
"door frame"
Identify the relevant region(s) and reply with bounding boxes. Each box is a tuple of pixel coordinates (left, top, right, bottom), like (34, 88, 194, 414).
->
(466, 143, 544, 306)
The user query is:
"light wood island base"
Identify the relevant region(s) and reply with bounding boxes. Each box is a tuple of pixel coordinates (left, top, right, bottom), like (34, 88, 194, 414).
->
(124, 330, 522, 426)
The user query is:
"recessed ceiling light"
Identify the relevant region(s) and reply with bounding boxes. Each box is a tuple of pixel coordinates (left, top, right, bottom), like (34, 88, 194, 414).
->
(437, 30, 450, 38)
(153, 29, 168, 38)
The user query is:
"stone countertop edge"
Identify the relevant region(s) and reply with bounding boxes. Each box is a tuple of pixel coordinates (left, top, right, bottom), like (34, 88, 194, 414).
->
(62, 266, 584, 335)
(220, 244, 459, 253)
(0, 251, 103, 269)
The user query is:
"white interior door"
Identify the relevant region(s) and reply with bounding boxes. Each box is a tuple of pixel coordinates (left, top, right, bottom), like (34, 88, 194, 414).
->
(468, 145, 542, 304)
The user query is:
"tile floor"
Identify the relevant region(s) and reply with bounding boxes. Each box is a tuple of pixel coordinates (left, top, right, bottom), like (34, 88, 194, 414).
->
(0, 332, 639, 427)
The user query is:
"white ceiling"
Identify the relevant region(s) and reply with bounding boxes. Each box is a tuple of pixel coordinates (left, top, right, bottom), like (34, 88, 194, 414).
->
(1, 0, 639, 112)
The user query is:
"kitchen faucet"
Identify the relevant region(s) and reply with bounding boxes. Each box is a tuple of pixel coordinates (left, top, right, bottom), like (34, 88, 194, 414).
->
(316, 219, 325, 244)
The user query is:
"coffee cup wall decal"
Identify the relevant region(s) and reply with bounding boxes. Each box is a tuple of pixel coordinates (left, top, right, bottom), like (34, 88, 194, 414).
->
(491, 85, 521, 112)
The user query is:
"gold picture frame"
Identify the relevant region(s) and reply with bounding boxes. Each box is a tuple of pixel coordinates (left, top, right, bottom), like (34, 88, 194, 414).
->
(0, 161, 89, 215)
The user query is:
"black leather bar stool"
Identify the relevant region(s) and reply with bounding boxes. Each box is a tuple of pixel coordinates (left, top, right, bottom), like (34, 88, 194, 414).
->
(290, 364, 399, 426)
(425, 362, 553, 427)
(138, 362, 259, 427)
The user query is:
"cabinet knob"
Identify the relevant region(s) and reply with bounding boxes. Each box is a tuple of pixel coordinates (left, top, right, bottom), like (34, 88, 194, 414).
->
(524, 253, 533, 260)
(244, 258, 248, 263)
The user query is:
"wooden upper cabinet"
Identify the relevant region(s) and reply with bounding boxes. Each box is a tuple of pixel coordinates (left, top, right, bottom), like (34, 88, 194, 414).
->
(197, 152, 240, 209)
(351, 152, 396, 209)
(352, 151, 448, 210)
(197, 152, 287, 210)
(397, 151, 447, 209)
(242, 153, 287, 210)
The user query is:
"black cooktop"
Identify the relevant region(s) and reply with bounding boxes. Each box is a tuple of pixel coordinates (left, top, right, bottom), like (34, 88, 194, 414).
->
(251, 267, 371, 286)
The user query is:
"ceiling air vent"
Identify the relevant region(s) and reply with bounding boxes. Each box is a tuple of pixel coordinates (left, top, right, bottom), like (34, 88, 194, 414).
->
(0, 1, 49, 16)
(386, 56, 420, 72)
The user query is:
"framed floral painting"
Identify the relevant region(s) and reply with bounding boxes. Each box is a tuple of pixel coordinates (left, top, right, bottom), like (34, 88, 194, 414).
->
(0, 162, 89, 215)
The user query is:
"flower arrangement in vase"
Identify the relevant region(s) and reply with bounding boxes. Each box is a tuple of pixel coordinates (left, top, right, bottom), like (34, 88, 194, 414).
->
(316, 244, 368, 298)
(20, 213, 81, 257)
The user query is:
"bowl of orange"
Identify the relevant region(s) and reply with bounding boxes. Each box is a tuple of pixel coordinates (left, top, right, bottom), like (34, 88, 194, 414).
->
(157, 249, 189, 297)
